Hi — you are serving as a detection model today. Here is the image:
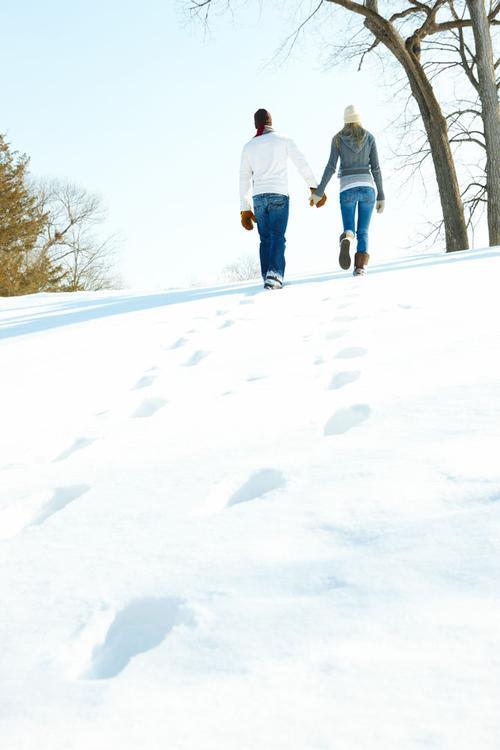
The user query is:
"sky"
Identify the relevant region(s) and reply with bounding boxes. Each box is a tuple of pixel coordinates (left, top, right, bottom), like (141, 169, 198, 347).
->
(1, 0, 489, 288)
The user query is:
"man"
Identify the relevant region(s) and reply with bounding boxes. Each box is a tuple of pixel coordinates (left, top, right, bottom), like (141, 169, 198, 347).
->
(239, 108, 326, 290)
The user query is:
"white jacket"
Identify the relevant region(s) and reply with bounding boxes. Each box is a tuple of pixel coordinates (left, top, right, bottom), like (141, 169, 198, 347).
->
(239, 131, 317, 210)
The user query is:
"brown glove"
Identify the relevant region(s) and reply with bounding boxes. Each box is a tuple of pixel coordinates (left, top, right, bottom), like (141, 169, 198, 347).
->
(309, 188, 327, 208)
(240, 210, 257, 230)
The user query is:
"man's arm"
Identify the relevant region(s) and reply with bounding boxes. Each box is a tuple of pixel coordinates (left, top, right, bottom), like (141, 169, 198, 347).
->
(239, 148, 253, 211)
(286, 138, 317, 188)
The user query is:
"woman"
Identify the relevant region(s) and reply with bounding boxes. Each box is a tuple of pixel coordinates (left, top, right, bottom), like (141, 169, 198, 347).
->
(311, 105, 385, 276)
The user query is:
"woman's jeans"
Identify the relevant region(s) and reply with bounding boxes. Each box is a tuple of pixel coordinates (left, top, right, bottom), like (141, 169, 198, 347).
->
(339, 186, 376, 253)
(253, 193, 290, 279)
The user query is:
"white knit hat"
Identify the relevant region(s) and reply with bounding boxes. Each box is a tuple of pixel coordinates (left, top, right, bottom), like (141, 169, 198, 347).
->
(344, 105, 361, 124)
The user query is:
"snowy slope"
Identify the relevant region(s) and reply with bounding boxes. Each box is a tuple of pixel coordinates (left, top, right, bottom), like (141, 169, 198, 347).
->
(1, 247, 500, 750)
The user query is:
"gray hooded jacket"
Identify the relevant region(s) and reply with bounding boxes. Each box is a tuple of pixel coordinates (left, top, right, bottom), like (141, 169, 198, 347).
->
(315, 129, 384, 200)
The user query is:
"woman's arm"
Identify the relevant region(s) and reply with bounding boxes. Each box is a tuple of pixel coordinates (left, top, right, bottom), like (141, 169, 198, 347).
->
(314, 137, 339, 197)
(369, 139, 385, 201)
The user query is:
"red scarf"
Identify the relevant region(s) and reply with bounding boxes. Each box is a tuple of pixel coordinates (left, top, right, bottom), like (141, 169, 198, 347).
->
(255, 125, 274, 138)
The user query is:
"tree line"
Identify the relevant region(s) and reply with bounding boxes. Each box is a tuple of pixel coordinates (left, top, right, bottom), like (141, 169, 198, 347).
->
(0, 134, 118, 297)
(189, 0, 499, 251)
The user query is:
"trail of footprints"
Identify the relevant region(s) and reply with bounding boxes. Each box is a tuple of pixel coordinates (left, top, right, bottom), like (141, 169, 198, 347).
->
(4, 291, 372, 680)
(317, 297, 371, 437)
(126, 307, 238, 416)
(2, 308, 240, 539)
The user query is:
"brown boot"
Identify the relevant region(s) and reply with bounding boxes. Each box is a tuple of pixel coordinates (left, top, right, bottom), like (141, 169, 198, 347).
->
(354, 252, 369, 276)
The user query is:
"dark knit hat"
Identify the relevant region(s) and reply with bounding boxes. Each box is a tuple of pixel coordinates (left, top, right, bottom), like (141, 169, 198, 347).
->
(254, 108, 272, 136)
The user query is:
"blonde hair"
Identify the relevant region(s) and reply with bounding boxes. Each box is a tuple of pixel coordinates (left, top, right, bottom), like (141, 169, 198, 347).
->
(335, 122, 366, 147)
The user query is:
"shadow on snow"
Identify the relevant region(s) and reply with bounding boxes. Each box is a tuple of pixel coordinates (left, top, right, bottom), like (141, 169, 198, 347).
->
(1, 247, 498, 341)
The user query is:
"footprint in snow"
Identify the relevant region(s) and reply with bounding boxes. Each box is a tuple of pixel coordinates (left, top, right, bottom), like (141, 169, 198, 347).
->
(84, 597, 195, 680)
(320, 524, 379, 546)
(319, 574, 349, 592)
(329, 371, 360, 390)
(183, 350, 209, 367)
(132, 398, 167, 418)
(335, 314, 357, 322)
(167, 337, 188, 350)
(132, 374, 157, 390)
(228, 468, 285, 507)
(193, 468, 286, 516)
(29, 485, 90, 527)
(325, 329, 348, 341)
(324, 404, 371, 435)
(54, 437, 98, 462)
(335, 346, 367, 359)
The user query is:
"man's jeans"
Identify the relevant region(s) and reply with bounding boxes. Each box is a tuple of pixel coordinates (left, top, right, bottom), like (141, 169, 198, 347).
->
(339, 186, 375, 253)
(253, 193, 290, 279)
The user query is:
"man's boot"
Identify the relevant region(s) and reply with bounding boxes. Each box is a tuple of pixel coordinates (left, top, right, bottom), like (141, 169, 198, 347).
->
(264, 271, 283, 290)
(353, 252, 369, 276)
(339, 231, 355, 270)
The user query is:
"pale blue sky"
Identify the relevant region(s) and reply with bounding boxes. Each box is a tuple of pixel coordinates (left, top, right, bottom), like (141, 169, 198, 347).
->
(2, 0, 475, 287)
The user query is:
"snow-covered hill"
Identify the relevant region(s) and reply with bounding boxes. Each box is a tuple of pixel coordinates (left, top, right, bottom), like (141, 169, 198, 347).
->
(1, 248, 500, 749)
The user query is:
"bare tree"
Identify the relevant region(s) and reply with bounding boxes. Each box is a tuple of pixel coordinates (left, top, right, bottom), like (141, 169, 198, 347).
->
(188, 0, 499, 252)
(463, 0, 500, 245)
(420, 1, 500, 243)
(379, 4, 497, 242)
(36, 179, 120, 291)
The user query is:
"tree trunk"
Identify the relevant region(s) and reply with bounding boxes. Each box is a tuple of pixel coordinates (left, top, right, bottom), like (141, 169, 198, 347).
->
(466, 0, 500, 247)
(364, 16, 469, 252)
(402, 56, 470, 252)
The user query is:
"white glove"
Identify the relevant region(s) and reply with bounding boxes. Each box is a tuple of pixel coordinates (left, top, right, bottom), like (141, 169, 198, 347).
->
(310, 192, 323, 206)
(376, 200, 385, 214)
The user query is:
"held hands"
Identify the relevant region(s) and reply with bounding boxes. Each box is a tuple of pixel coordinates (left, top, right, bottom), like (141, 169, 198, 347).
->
(376, 200, 385, 214)
(240, 210, 256, 230)
(309, 188, 327, 208)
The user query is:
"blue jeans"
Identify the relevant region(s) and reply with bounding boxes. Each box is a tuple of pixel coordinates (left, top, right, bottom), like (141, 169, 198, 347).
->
(339, 186, 375, 253)
(253, 193, 290, 279)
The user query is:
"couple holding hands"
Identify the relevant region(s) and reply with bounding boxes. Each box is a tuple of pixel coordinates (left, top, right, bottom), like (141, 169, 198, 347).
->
(239, 106, 385, 290)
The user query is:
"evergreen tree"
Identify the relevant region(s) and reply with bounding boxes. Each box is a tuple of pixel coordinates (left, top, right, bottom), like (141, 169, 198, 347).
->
(0, 134, 49, 296)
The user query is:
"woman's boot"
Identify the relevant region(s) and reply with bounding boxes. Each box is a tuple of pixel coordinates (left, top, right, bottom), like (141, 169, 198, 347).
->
(339, 230, 355, 270)
(353, 252, 369, 276)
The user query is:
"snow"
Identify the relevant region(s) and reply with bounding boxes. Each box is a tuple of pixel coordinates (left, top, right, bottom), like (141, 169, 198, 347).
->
(1, 247, 500, 749)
